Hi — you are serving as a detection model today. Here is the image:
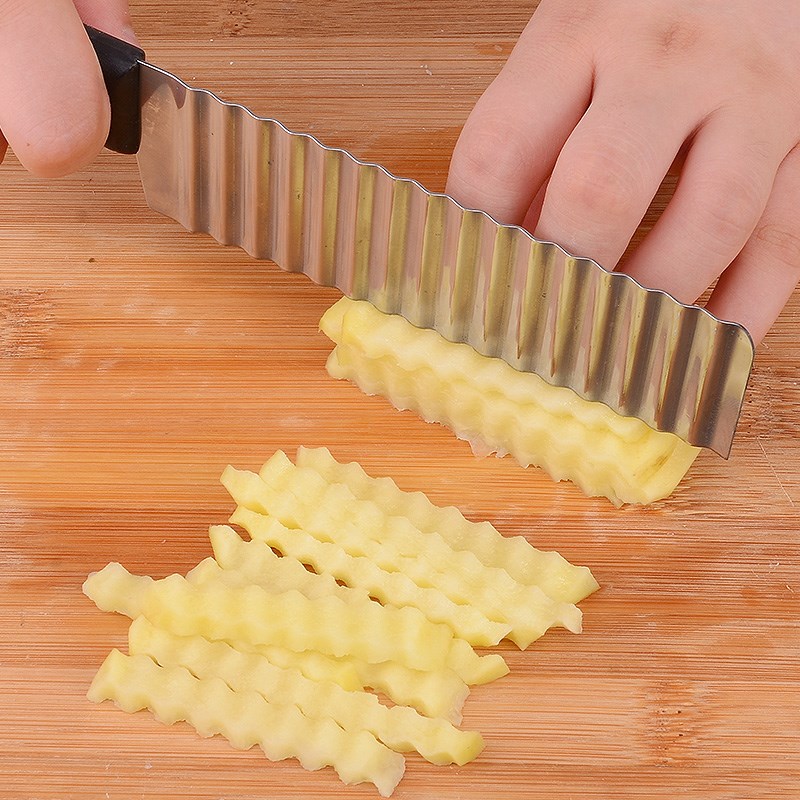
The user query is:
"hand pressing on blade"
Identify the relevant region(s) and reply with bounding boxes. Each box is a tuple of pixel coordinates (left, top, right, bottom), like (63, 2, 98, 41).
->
(446, 0, 800, 344)
(0, 0, 135, 178)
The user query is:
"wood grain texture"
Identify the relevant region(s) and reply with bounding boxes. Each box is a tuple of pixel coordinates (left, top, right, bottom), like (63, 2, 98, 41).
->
(1, 2, 798, 799)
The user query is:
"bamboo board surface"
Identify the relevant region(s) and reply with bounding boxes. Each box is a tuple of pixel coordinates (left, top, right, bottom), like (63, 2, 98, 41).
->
(1, 2, 799, 798)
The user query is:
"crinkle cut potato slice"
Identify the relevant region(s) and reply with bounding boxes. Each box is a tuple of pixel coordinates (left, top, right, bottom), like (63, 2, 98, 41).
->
(127, 617, 484, 766)
(222, 463, 583, 649)
(83, 563, 464, 674)
(232, 635, 472, 725)
(88, 649, 405, 797)
(84, 448, 598, 796)
(294, 445, 598, 604)
(185, 550, 489, 714)
(319, 297, 700, 505)
(217, 510, 512, 647)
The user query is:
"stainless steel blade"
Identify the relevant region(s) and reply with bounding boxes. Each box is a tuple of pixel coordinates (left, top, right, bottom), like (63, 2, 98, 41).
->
(136, 62, 754, 457)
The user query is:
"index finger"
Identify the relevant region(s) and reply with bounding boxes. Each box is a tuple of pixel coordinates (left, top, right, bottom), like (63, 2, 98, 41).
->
(446, 6, 593, 225)
(0, 0, 110, 177)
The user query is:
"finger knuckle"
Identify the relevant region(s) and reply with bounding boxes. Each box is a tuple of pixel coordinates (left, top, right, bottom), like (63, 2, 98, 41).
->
(522, 0, 596, 61)
(693, 173, 765, 251)
(552, 150, 638, 221)
(537, 0, 598, 35)
(754, 222, 800, 272)
(451, 121, 535, 206)
(654, 14, 705, 59)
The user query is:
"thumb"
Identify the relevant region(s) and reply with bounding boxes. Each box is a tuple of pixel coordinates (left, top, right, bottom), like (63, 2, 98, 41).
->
(0, 0, 111, 177)
(72, 0, 138, 44)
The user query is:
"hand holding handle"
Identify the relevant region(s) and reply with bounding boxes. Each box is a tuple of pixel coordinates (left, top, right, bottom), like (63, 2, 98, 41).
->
(85, 25, 145, 154)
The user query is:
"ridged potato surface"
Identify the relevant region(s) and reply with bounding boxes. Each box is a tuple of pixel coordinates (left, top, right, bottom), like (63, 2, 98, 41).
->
(320, 297, 700, 505)
(84, 449, 597, 796)
(89, 649, 405, 797)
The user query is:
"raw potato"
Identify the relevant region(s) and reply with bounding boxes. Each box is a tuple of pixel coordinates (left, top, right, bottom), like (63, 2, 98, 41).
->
(295, 445, 598, 604)
(89, 649, 405, 798)
(346, 658, 471, 724)
(236, 639, 366, 694)
(128, 617, 484, 766)
(199, 527, 362, 602)
(320, 297, 701, 506)
(222, 461, 583, 648)
(221, 510, 512, 646)
(85, 448, 598, 796)
(234, 635, 472, 724)
(187, 553, 495, 714)
(83, 564, 469, 675)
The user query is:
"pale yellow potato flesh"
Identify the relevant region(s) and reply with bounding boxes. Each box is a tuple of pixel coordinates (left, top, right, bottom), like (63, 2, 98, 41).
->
(234, 636, 472, 725)
(295, 445, 598, 603)
(89, 649, 405, 797)
(199, 529, 360, 601)
(222, 462, 583, 649)
(347, 659, 471, 725)
(220, 510, 512, 646)
(187, 550, 494, 712)
(83, 563, 463, 674)
(85, 449, 598, 796)
(238, 639, 366, 694)
(320, 297, 701, 506)
(90, 555, 476, 722)
(128, 617, 484, 766)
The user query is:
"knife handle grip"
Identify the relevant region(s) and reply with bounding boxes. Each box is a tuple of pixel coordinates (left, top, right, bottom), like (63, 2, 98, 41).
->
(85, 25, 145, 155)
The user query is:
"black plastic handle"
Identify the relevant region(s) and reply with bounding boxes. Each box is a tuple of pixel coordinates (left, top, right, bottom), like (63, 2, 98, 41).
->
(85, 25, 145, 154)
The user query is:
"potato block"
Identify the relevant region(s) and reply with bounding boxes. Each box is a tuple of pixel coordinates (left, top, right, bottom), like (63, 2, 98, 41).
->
(224, 510, 511, 646)
(89, 649, 404, 797)
(234, 637, 471, 725)
(83, 563, 461, 673)
(320, 297, 700, 505)
(129, 617, 484, 766)
(223, 464, 583, 648)
(206, 525, 371, 604)
(295, 445, 598, 604)
(182, 550, 501, 688)
(86, 558, 472, 720)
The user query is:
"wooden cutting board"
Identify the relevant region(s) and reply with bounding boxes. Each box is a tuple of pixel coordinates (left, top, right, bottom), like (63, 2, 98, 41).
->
(1, 3, 798, 798)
